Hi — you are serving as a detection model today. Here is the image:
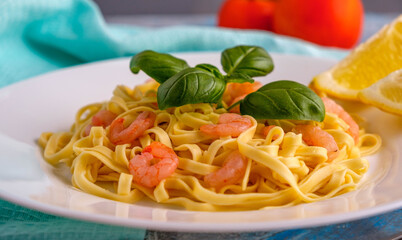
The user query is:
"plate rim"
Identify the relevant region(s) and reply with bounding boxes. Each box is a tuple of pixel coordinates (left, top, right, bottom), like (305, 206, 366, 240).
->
(0, 52, 401, 232)
(1, 188, 401, 232)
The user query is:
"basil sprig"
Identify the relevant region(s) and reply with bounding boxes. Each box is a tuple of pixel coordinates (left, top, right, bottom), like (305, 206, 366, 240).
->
(129, 45, 325, 122)
(194, 64, 223, 79)
(221, 45, 274, 77)
(130, 45, 273, 110)
(239, 80, 325, 121)
(130, 50, 189, 83)
(157, 68, 226, 110)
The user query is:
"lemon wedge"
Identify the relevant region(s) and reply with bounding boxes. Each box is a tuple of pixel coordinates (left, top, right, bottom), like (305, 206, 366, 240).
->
(358, 69, 402, 116)
(311, 15, 402, 101)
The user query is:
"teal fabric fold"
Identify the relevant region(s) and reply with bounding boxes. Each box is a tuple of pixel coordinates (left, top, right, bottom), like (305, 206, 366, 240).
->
(0, 0, 346, 88)
(0, 0, 348, 238)
(0, 200, 145, 240)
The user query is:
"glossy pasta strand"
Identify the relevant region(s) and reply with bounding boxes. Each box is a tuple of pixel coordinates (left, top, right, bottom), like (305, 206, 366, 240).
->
(39, 83, 382, 211)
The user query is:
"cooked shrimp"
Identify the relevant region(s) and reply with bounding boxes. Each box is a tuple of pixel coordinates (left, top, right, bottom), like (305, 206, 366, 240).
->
(109, 111, 156, 145)
(293, 125, 339, 161)
(200, 113, 253, 138)
(204, 150, 248, 189)
(129, 141, 179, 188)
(84, 110, 117, 136)
(262, 125, 279, 140)
(322, 97, 359, 143)
(228, 95, 245, 114)
(225, 81, 263, 100)
(224, 81, 262, 113)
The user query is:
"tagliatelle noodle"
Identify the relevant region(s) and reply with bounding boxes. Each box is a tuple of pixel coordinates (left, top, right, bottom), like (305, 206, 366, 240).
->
(39, 81, 381, 211)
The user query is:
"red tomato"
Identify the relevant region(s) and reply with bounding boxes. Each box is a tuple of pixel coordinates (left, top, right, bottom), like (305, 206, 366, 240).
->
(218, 0, 276, 31)
(273, 0, 364, 49)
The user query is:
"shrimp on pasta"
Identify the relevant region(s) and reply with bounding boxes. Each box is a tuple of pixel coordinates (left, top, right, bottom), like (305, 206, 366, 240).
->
(223, 81, 262, 113)
(109, 111, 156, 145)
(39, 78, 381, 211)
(200, 113, 253, 138)
(204, 150, 248, 189)
(129, 142, 179, 188)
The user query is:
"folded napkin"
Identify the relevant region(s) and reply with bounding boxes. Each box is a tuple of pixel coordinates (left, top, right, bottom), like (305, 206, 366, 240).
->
(0, 0, 348, 239)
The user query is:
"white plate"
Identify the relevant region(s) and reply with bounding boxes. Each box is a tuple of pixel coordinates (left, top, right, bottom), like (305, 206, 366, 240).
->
(0, 53, 401, 232)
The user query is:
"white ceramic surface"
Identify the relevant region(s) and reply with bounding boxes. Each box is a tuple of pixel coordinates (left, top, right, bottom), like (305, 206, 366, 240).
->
(0, 53, 401, 232)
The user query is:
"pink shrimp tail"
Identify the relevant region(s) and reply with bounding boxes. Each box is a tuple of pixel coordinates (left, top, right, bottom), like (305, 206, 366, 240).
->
(321, 97, 359, 143)
(225, 81, 262, 113)
(129, 142, 179, 188)
(84, 110, 117, 136)
(262, 125, 280, 140)
(293, 124, 339, 161)
(204, 150, 248, 189)
(228, 95, 245, 113)
(200, 113, 253, 138)
(92, 110, 117, 127)
(109, 111, 156, 145)
(226, 81, 262, 99)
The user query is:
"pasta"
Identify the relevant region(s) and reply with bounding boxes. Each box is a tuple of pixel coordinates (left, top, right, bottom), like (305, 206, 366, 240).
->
(39, 80, 381, 211)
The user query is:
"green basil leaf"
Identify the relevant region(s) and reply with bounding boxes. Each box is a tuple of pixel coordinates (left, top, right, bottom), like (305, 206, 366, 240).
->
(224, 73, 255, 83)
(240, 80, 325, 121)
(195, 64, 223, 79)
(130, 50, 189, 83)
(221, 45, 274, 77)
(157, 68, 226, 110)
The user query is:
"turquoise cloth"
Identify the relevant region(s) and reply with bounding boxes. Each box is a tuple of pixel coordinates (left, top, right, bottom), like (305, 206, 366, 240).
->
(0, 200, 145, 240)
(0, 0, 349, 239)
